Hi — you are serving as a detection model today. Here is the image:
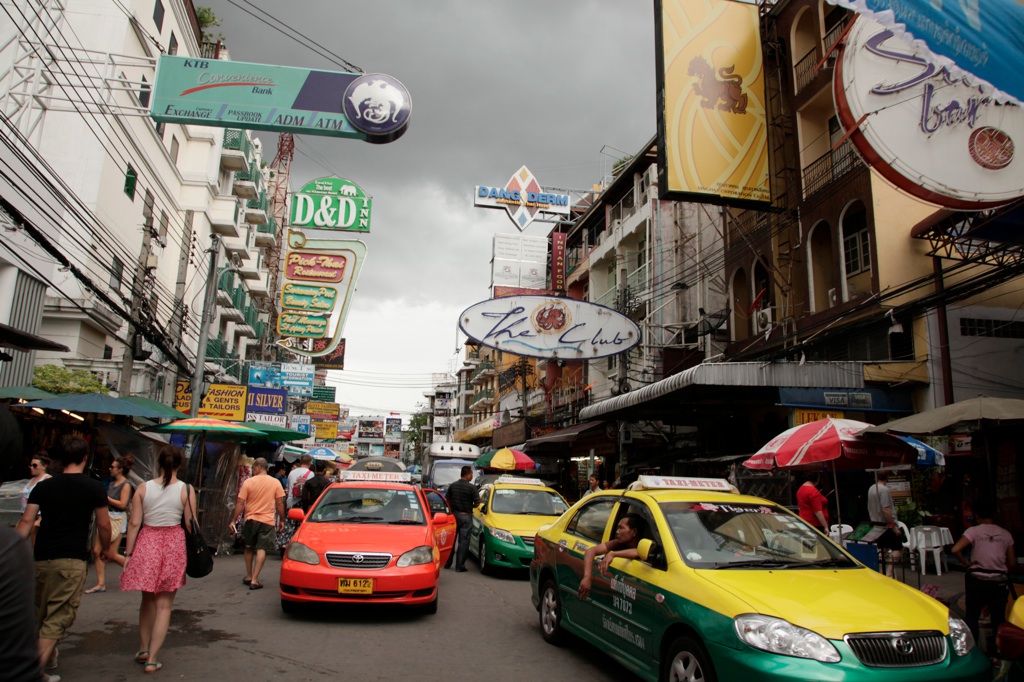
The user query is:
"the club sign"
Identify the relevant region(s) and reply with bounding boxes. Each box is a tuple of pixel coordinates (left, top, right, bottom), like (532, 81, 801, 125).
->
(459, 295, 641, 360)
(291, 177, 371, 232)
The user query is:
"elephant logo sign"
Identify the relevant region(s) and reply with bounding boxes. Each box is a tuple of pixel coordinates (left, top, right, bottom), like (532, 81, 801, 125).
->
(343, 74, 412, 143)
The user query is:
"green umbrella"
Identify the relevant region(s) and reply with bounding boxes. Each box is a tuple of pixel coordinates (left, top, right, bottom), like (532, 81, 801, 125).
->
(21, 392, 171, 419)
(0, 386, 56, 400)
(241, 421, 309, 442)
(120, 395, 188, 419)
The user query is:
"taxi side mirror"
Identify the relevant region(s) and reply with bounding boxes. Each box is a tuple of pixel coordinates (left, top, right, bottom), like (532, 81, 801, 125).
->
(480, 503, 488, 514)
(287, 508, 306, 522)
(637, 538, 654, 562)
(433, 512, 450, 525)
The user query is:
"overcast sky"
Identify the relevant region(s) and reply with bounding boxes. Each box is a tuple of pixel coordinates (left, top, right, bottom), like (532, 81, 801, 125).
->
(203, 1, 656, 417)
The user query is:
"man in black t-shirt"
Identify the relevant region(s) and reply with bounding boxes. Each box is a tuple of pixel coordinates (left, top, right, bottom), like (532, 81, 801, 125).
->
(300, 460, 331, 512)
(443, 466, 479, 572)
(16, 436, 110, 676)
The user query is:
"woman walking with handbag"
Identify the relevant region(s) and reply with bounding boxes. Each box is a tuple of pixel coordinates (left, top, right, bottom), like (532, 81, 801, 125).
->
(120, 446, 196, 673)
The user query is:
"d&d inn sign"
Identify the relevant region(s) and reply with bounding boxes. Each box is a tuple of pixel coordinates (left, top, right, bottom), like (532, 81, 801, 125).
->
(150, 56, 411, 143)
(459, 295, 641, 360)
(291, 177, 372, 232)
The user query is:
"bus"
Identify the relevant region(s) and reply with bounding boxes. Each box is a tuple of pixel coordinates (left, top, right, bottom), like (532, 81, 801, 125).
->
(423, 442, 481, 494)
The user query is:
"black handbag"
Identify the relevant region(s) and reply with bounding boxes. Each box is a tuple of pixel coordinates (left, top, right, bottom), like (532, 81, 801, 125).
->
(182, 484, 214, 578)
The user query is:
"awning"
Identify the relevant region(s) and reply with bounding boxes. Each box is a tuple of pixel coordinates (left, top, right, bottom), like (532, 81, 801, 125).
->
(579, 361, 867, 421)
(0, 322, 69, 352)
(523, 421, 604, 449)
(454, 420, 494, 442)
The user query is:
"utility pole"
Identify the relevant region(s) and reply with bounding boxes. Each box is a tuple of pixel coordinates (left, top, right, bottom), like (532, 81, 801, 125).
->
(169, 210, 195, 404)
(190, 235, 221, 418)
(119, 192, 156, 395)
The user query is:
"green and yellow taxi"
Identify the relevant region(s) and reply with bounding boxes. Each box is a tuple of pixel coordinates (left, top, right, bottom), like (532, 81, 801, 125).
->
(530, 476, 990, 682)
(470, 475, 569, 574)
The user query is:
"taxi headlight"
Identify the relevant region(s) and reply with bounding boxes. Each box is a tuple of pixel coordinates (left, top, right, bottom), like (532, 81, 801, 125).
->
(489, 527, 516, 544)
(285, 541, 320, 566)
(734, 614, 841, 663)
(949, 615, 976, 656)
(397, 545, 434, 567)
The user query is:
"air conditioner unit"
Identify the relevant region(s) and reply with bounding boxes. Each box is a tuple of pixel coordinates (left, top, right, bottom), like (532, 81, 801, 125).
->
(754, 309, 773, 334)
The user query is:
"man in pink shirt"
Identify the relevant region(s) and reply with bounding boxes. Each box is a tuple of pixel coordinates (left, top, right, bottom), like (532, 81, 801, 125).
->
(229, 458, 285, 590)
(951, 497, 1017, 649)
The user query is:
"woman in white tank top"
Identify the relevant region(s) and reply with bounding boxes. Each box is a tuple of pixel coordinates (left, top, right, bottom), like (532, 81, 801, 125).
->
(119, 445, 197, 673)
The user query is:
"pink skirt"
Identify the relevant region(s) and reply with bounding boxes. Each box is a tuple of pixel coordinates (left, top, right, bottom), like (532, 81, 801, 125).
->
(120, 525, 186, 593)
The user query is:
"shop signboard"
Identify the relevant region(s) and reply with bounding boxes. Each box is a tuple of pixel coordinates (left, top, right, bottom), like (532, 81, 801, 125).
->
(459, 295, 641, 360)
(280, 282, 339, 314)
(289, 414, 312, 445)
(357, 419, 384, 442)
(198, 383, 247, 421)
(150, 56, 411, 143)
(474, 166, 571, 231)
(277, 312, 328, 338)
(249, 412, 287, 428)
(248, 361, 282, 389)
(245, 386, 287, 415)
(280, 363, 315, 396)
(290, 177, 372, 232)
(312, 385, 337, 402)
(174, 380, 191, 413)
(793, 408, 844, 425)
(385, 417, 402, 443)
(306, 401, 340, 421)
(312, 420, 338, 441)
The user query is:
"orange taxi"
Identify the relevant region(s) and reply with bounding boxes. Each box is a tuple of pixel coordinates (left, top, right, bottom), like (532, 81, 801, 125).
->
(279, 471, 451, 614)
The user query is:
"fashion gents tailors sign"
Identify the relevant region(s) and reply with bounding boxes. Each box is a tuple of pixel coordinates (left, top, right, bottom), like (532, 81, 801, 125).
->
(834, 17, 1024, 209)
(150, 56, 411, 143)
(474, 166, 571, 231)
(459, 295, 641, 360)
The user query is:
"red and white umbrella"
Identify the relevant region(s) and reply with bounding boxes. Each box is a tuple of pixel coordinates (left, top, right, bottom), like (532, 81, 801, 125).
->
(743, 418, 913, 470)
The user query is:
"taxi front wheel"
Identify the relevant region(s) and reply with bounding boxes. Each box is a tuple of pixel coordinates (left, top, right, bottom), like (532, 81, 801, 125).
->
(540, 579, 566, 645)
(662, 636, 716, 682)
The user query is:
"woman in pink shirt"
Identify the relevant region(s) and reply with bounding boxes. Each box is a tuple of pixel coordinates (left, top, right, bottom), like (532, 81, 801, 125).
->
(796, 471, 829, 531)
(951, 497, 1017, 649)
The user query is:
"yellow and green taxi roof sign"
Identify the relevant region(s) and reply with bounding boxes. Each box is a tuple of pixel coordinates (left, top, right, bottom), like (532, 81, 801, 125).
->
(150, 55, 411, 144)
(291, 177, 371, 232)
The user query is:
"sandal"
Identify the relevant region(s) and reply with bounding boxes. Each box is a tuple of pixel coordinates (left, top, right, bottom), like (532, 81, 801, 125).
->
(249, 582, 264, 590)
(84, 586, 105, 594)
(242, 578, 252, 586)
(45, 646, 58, 670)
(144, 662, 162, 673)
(134, 650, 149, 664)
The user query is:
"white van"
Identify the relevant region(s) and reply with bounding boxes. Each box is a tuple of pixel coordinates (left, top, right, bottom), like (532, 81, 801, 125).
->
(423, 442, 481, 494)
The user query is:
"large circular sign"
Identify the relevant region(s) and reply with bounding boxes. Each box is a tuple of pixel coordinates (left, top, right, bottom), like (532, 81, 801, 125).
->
(834, 18, 1024, 209)
(343, 74, 411, 144)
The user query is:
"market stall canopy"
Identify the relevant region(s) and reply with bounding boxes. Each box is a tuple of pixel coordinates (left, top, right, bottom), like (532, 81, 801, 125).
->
(826, 0, 1024, 104)
(897, 435, 946, 467)
(0, 386, 56, 400)
(522, 421, 604, 449)
(475, 447, 537, 471)
(21, 392, 172, 419)
(0, 322, 70, 352)
(120, 395, 187, 419)
(743, 418, 915, 470)
(240, 421, 308, 442)
(145, 416, 266, 442)
(863, 396, 1024, 435)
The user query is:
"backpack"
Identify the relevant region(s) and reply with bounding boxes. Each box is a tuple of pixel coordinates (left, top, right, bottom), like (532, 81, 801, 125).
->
(290, 470, 312, 508)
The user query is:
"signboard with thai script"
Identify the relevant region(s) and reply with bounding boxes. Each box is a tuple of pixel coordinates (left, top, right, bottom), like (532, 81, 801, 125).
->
(474, 166, 571, 231)
(245, 386, 287, 415)
(835, 17, 1024, 209)
(459, 295, 641, 360)
(280, 363, 315, 396)
(150, 56, 411, 143)
(280, 282, 338, 314)
(655, 0, 770, 207)
(198, 383, 247, 421)
(290, 177, 371, 232)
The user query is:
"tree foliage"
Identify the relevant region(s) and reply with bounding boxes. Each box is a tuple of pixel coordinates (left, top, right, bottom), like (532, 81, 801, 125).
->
(195, 6, 223, 43)
(403, 412, 429, 465)
(33, 364, 108, 395)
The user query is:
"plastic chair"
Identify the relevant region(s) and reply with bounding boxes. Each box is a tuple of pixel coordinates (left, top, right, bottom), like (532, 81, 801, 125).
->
(898, 521, 916, 571)
(912, 526, 948, 576)
(829, 524, 854, 544)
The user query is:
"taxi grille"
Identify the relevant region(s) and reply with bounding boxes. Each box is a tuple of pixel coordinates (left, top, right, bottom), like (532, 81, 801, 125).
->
(324, 552, 392, 569)
(845, 631, 946, 667)
(521, 536, 535, 546)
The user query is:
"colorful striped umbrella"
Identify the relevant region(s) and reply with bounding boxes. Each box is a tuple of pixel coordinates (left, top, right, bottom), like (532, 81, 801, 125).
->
(743, 418, 914, 470)
(145, 416, 265, 441)
(475, 447, 537, 471)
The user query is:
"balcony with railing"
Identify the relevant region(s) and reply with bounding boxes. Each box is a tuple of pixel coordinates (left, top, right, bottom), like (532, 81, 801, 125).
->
(824, 17, 851, 55)
(471, 359, 496, 385)
(220, 129, 251, 172)
(593, 285, 617, 309)
(208, 198, 241, 238)
(255, 216, 277, 247)
(469, 388, 494, 411)
(244, 191, 269, 225)
(232, 161, 259, 200)
(802, 140, 863, 199)
(794, 46, 822, 94)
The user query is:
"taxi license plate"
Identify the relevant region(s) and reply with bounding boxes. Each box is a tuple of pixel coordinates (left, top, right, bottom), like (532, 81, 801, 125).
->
(337, 578, 373, 594)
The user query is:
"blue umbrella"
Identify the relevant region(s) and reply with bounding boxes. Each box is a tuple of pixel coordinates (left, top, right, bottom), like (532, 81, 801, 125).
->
(896, 435, 946, 467)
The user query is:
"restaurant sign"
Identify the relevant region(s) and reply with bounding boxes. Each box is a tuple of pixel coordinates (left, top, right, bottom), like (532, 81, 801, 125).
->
(835, 17, 1024, 209)
(150, 56, 411, 143)
(291, 177, 371, 232)
(459, 295, 641, 360)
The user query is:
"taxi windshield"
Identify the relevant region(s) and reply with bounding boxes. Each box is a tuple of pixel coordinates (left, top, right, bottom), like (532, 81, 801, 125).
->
(660, 501, 853, 569)
(308, 487, 426, 525)
(490, 488, 568, 516)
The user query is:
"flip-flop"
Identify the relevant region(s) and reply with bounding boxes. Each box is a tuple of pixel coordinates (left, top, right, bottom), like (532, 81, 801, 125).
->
(83, 586, 105, 594)
(249, 582, 264, 590)
(242, 578, 252, 586)
(134, 651, 149, 664)
(144, 662, 162, 673)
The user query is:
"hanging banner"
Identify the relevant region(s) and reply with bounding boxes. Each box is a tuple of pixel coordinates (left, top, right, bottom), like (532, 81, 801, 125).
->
(290, 177, 372, 232)
(150, 55, 411, 143)
(551, 232, 566, 291)
(655, 0, 770, 207)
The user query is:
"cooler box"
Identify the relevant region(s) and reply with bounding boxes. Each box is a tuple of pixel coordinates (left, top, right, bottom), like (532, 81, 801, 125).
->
(845, 541, 880, 572)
